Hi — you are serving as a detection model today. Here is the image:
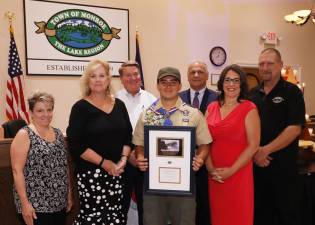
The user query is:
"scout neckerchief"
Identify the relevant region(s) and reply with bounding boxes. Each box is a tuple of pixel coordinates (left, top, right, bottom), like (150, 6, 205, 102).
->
(156, 106, 178, 126)
(144, 99, 188, 126)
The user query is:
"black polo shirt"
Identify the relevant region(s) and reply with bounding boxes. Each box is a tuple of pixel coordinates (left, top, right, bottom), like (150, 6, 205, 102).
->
(250, 78, 305, 171)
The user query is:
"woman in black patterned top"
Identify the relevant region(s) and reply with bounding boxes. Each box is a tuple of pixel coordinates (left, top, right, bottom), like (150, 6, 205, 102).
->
(67, 59, 133, 225)
(10, 91, 73, 225)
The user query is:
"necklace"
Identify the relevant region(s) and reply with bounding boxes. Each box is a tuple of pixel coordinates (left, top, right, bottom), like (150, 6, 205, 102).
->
(30, 124, 55, 142)
(224, 101, 238, 106)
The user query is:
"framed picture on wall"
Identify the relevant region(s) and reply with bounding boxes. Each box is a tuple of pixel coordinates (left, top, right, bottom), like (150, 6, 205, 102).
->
(24, 0, 129, 76)
(211, 74, 220, 85)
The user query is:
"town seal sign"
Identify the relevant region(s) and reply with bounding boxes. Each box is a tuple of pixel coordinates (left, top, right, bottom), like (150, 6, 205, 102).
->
(35, 9, 121, 57)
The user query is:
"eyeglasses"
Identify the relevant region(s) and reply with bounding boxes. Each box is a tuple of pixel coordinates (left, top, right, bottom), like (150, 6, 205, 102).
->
(159, 79, 179, 87)
(223, 77, 240, 84)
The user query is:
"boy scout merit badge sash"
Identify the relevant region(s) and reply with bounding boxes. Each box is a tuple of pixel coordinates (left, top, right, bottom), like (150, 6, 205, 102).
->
(144, 100, 189, 126)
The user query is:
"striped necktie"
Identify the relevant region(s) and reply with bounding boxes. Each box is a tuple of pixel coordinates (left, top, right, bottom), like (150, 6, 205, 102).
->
(192, 91, 199, 108)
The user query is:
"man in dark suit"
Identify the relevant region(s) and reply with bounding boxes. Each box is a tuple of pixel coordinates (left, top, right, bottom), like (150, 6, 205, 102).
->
(179, 61, 217, 114)
(179, 60, 218, 225)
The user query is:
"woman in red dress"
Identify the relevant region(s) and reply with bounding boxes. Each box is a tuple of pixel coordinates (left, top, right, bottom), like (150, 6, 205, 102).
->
(206, 64, 260, 225)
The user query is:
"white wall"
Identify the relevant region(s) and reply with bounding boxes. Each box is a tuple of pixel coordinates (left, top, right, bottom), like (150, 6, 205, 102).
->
(229, 1, 315, 115)
(1, 0, 314, 132)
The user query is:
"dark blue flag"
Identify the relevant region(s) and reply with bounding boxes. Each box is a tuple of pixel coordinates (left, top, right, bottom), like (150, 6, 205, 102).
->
(135, 33, 145, 89)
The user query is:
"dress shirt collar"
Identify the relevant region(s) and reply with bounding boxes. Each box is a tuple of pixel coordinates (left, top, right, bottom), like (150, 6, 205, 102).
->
(153, 97, 186, 112)
(190, 87, 206, 103)
(122, 88, 143, 97)
(190, 87, 206, 96)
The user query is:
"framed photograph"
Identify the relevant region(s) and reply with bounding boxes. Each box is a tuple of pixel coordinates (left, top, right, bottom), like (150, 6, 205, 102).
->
(157, 138, 183, 157)
(144, 125, 196, 196)
(211, 73, 220, 85)
(24, 0, 129, 76)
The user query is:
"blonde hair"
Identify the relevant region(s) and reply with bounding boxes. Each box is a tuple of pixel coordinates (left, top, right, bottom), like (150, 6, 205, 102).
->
(28, 91, 54, 112)
(80, 59, 113, 98)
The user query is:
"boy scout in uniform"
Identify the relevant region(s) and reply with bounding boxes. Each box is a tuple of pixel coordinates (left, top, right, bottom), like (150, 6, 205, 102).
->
(133, 66, 212, 225)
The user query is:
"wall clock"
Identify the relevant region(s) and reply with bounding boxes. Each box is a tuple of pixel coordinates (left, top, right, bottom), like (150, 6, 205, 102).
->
(209, 46, 227, 66)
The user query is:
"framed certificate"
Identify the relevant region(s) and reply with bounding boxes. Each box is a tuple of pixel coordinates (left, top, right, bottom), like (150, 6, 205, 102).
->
(144, 125, 196, 196)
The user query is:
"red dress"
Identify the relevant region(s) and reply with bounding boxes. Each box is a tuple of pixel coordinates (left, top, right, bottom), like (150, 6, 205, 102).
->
(206, 100, 256, 225)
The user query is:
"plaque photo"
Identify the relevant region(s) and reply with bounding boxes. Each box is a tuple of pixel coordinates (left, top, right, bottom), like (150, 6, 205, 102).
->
(144, 126, 196, 196)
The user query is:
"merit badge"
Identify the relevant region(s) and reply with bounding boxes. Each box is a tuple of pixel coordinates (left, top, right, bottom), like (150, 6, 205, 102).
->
(183, 110, 190, 116)
(182, 110, 190, 125)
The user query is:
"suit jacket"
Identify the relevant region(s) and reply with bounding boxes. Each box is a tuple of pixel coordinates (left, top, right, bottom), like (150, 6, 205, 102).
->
(179, 88, 218, 114)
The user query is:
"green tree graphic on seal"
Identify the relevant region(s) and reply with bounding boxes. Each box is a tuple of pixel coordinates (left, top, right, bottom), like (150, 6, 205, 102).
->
(35, 9, 121, 57)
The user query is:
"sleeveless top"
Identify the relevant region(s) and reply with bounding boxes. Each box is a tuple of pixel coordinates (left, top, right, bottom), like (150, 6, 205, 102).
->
(13, 126, 68, 213)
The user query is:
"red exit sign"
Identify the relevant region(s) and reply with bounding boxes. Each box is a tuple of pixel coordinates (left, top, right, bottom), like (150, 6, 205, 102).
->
(264, 32, 278, 44)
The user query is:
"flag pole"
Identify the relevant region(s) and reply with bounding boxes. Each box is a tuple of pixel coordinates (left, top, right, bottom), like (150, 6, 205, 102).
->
(4, 11, 14, 34)
(5, 11, 30, 123)
(4, 11, 14, 21)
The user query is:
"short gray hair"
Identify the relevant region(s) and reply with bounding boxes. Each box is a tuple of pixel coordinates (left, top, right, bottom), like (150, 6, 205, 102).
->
(187, 60, 209, 74)
(260, 48, 282, 62)
(118, 60, 140, 76)
(28, 91, 54, 112)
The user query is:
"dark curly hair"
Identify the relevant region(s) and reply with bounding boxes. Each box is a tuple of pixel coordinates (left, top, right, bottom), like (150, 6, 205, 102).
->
(217, 64, 249, 106)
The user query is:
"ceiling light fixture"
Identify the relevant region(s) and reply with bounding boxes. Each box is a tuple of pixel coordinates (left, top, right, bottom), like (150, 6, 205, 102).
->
(284, 3, 315, 25)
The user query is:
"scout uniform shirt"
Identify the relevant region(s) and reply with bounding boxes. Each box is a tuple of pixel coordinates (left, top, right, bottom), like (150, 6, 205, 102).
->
(133, 97, 212, 147)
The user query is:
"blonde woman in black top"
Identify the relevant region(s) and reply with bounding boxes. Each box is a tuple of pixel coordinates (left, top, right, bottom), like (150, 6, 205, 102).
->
(67, 59, 133, 225)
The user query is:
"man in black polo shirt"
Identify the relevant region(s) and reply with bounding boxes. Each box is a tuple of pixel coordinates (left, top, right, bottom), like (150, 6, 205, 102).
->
(250, 48, 305, 225)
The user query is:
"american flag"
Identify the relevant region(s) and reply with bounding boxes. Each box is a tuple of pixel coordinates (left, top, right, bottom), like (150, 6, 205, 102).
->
(5, 26, 30, 123)
(136, 32, 145, 90)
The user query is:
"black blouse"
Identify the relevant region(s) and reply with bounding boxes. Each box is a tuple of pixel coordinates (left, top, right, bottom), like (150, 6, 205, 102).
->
(66, 98, 133, 171)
